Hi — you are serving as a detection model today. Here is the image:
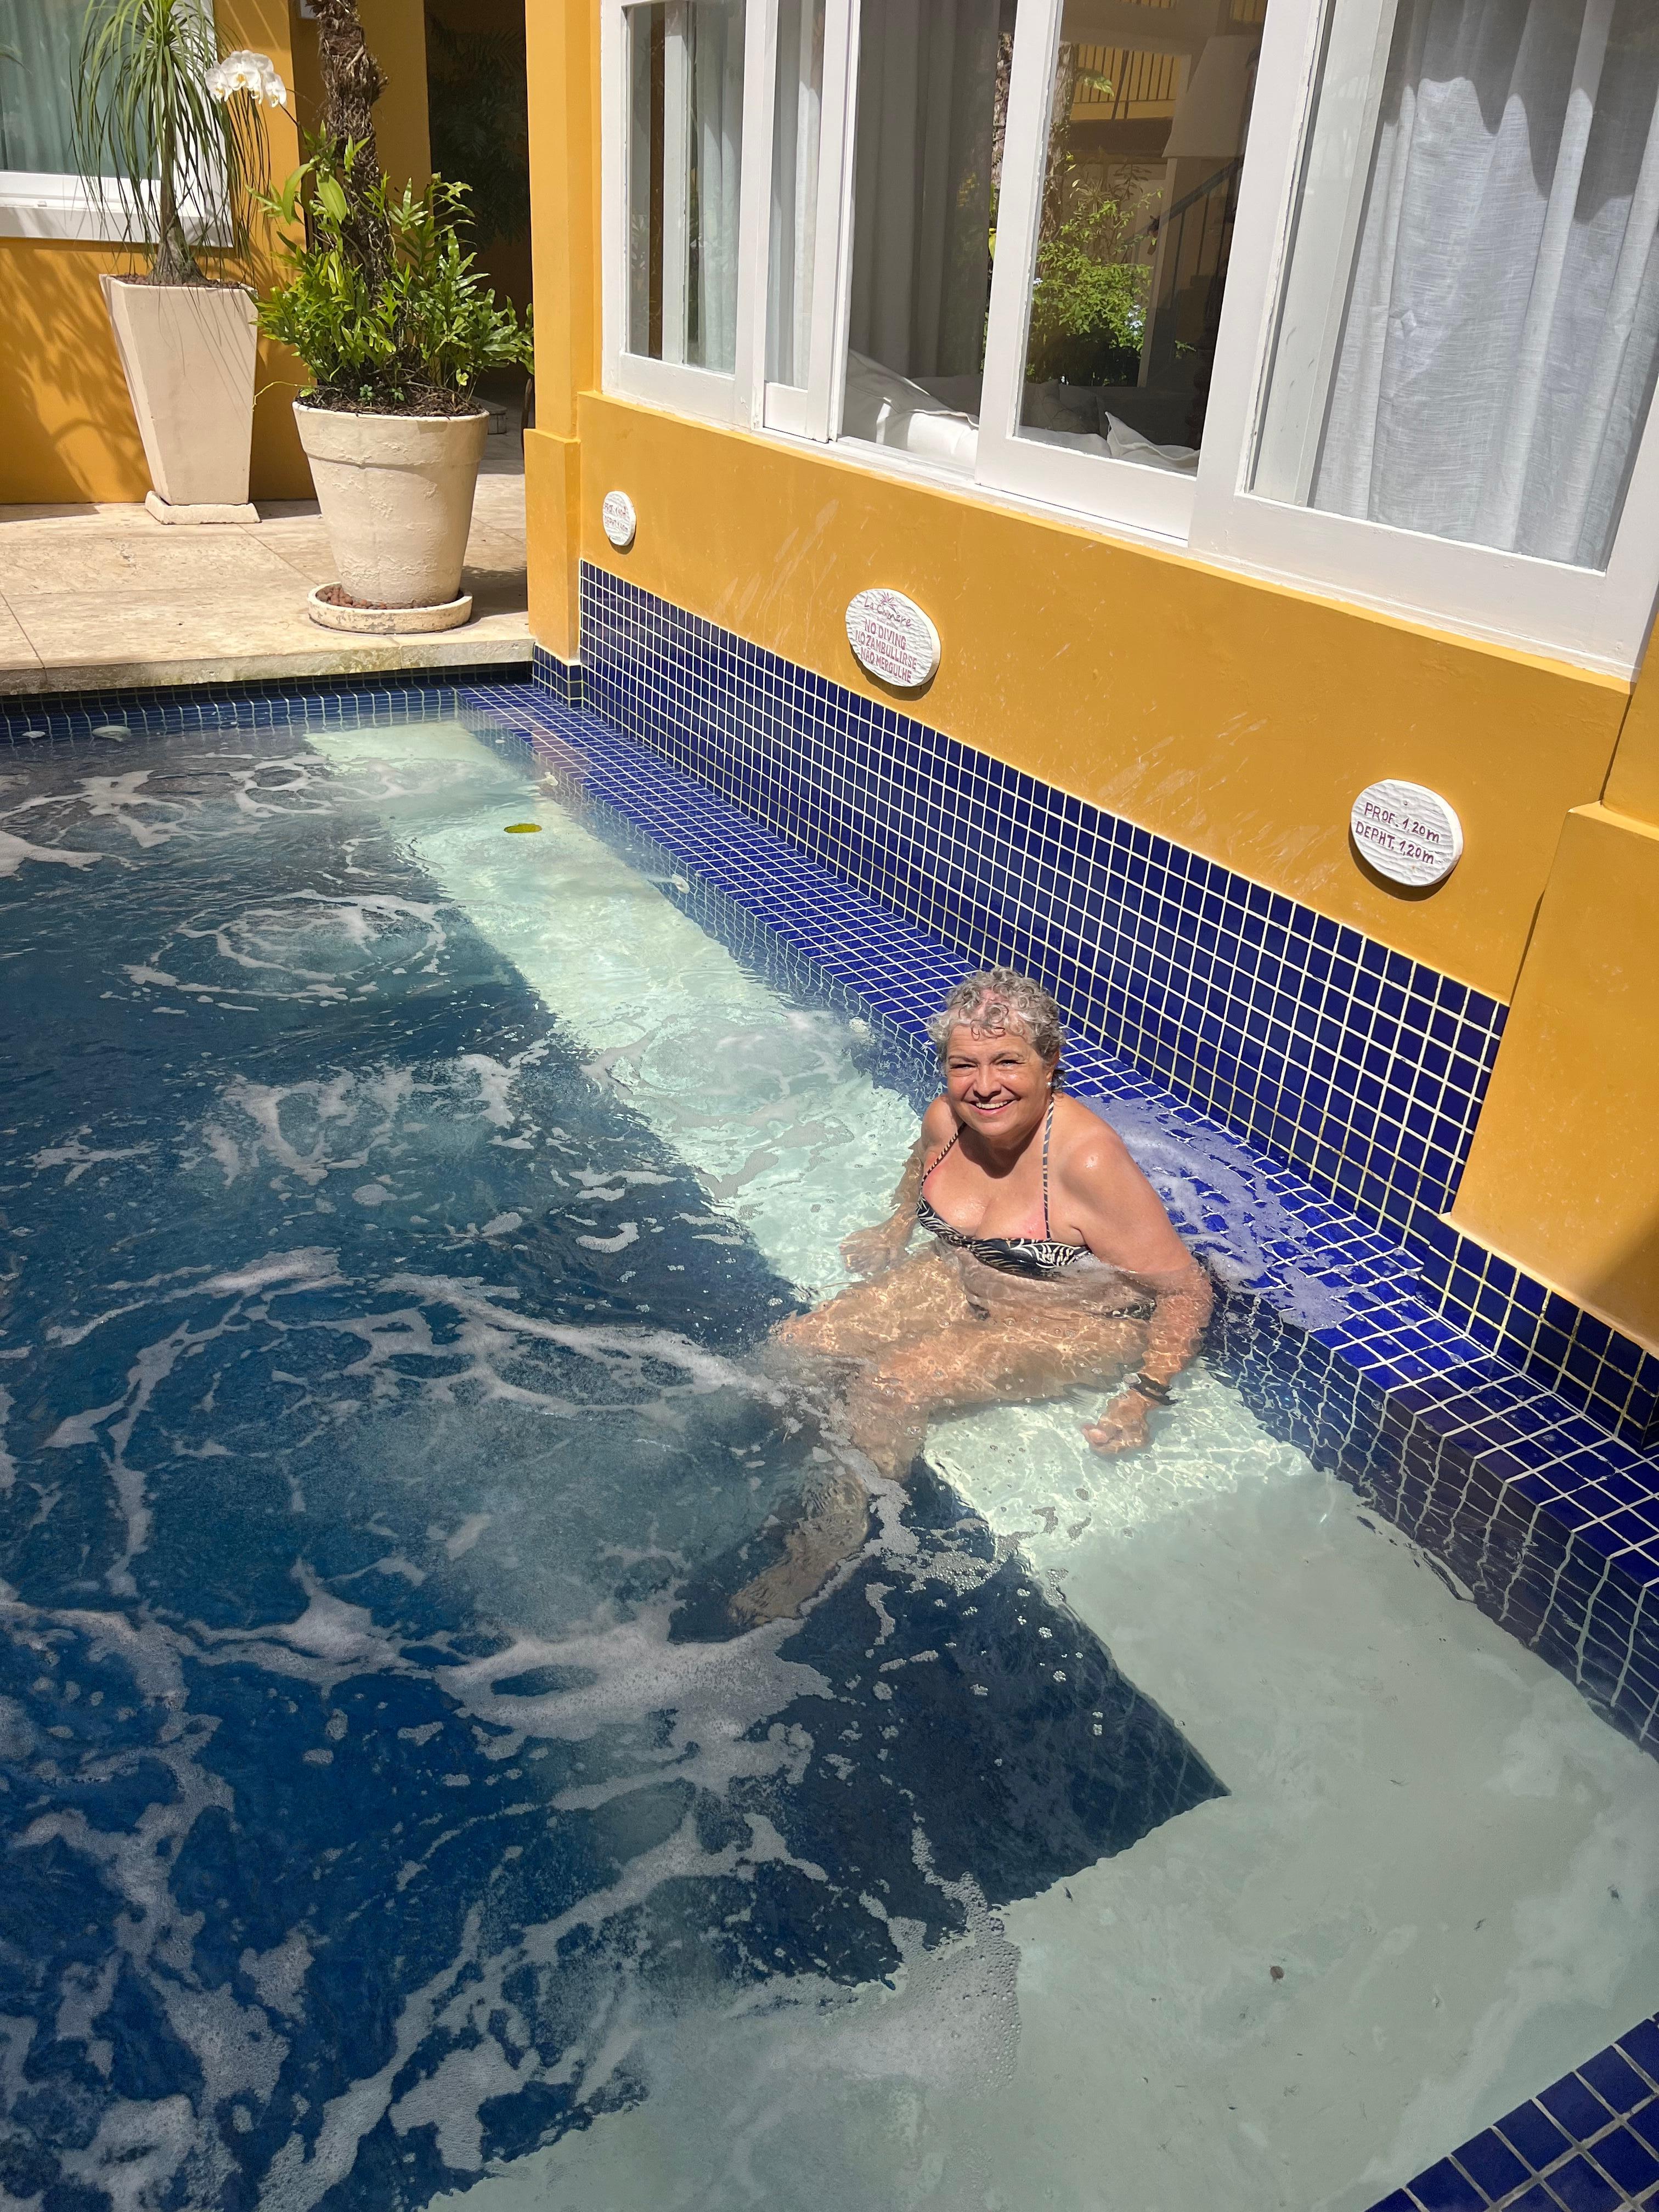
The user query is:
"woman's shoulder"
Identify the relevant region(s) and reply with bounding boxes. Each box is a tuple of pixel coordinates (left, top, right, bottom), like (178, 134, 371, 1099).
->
(1051, 1093, 1133, 1176)
(921, 1094, 958, 1146)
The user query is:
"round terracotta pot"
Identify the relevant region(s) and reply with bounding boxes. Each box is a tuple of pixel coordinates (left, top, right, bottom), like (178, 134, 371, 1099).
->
(292, 403, 488, 610)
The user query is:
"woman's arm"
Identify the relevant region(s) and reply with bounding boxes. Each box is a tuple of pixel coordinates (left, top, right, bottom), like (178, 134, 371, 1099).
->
(1049, 1105, 1212, 1454)
(1082, 1257, 1211, 1456)
(840, 1101, 953, 1277)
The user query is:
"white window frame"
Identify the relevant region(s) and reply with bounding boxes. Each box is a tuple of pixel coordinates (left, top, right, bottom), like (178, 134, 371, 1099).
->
(975, 0, 1197, 541)
(0, 173, 144, 241)
(601, 0, 771, 427)
(1, 0, 229, 244)
(597, 0, 1659, 676)
(754, 0, 857, 441)
(1186, 0, 1659, 676)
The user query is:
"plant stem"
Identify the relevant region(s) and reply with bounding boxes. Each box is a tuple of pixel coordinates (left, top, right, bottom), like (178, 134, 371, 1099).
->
(311, 0, 393, 283)
(155, 84, 199, 284)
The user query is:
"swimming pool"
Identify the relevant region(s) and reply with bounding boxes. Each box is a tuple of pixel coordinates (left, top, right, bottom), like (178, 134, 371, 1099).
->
(3, 700, 1658, 2212)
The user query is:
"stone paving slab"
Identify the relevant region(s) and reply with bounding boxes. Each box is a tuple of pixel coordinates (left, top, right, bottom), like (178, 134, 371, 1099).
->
(0, 431, 532, 695)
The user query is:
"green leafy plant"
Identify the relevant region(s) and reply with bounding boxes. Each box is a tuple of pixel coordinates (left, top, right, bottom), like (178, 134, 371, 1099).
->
(256, 143, 532, 414)
(72, 0, 279, 285)
(1026, 179, 1149, 390)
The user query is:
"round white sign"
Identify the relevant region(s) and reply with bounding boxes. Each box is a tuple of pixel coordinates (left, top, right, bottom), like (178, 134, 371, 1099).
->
(845, 588, 940, 690)
(1350, 778, 1464, 887)
(601, 490, 636, 550)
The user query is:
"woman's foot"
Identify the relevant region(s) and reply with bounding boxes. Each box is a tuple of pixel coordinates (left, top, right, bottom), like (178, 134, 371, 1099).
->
(727, 1464, 871, 1627)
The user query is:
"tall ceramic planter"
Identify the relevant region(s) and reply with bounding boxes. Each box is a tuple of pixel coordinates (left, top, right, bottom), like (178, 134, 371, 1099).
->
(293, 405, 488, 633)
(100, 276, 259, 523)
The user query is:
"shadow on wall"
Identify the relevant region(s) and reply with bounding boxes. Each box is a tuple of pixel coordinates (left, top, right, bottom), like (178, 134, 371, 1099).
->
(1594, 1211, 1659, 1368)
(0, 240, 314, 507)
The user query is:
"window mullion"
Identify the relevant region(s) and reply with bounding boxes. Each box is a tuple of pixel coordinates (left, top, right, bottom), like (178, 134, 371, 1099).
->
(804, 0, 857, 442)
(974, 0, 1063, 491)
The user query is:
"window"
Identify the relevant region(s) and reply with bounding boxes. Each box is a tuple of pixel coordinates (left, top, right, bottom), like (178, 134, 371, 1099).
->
(604, 0, 761, 419)
(601, 0, 1659, 673)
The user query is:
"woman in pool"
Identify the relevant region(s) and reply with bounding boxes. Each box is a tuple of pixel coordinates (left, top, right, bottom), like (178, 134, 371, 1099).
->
(732, 969, 1211, 1623)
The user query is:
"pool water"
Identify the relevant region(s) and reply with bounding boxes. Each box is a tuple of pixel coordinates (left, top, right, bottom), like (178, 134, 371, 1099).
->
(2, 708, 1658, 2212)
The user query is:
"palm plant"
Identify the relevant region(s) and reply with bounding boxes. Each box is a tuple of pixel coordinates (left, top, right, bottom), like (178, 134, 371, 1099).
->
(72, 0, 278, 286)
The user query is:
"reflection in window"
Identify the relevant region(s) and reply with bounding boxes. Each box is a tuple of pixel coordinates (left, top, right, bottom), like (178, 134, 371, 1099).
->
(1253, 0, 1659, 572)
(1015, 0, 1263, 478)
(768, 0, 825, 388)
(0, 0, 98, 174)
(626, 0, 746, 374)
(840, 0, 1017, 471)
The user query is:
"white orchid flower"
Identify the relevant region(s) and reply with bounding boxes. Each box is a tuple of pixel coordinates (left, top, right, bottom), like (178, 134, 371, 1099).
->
(206, 49, 287, 106)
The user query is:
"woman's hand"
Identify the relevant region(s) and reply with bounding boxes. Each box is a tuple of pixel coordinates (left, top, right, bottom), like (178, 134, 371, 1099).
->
(1082, 1391, 1154, 1456)
(840, 1221, 910, 1279)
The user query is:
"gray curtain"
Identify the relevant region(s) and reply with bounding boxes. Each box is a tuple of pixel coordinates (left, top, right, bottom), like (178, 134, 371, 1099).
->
(0, 0, 88, 174)
(848, 0, 1009, 381)
(1314, 0, 1659, 570)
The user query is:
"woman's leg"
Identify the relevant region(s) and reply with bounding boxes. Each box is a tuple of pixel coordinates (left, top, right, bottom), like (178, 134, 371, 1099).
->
(843, 1311, 1145, 1477)
(771, 1246, 971, 1362)
(729, 1256, 970, 1629)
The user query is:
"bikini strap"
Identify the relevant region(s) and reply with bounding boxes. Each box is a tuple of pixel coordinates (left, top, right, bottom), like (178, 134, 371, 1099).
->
(920, 1126, 960, 1190)
(1041, 1099, 1054, 1238)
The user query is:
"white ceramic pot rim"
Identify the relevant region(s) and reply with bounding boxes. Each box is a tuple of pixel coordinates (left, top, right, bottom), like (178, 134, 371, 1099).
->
(295, 401, 489, 423)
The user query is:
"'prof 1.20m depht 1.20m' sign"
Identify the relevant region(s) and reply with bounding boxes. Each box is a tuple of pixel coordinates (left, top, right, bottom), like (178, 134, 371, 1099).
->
(1349, 779, 1464, 888)
(845, 589, 941, 690)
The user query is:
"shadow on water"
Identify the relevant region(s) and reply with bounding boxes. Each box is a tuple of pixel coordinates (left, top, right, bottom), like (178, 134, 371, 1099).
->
(0, 718, 1221, 2210)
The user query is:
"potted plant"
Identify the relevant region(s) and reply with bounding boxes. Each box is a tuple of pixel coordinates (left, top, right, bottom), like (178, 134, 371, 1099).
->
(252, 0, 533, 632)
(257, 150, 532, 631)
(73, 0, 283, 522)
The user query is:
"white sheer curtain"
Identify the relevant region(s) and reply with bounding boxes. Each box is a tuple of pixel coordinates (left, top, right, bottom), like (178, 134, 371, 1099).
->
(847, 0, 1009, 382)
(0, 0, 87, 173)
(687, 0, 746, 373)
(1313, 0, 1659, 571)
(768, 0, 824, 386)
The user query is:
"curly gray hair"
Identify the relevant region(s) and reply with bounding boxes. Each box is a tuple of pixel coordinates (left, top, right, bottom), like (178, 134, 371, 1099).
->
(926, 969, 1065, 1065)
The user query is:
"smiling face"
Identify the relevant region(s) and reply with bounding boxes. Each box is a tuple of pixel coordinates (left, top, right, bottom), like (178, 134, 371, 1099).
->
(941, 1020, 1057, 1148)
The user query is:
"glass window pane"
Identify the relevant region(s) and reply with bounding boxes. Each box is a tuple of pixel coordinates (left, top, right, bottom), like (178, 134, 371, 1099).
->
(840, 0, 1017, 473)
(1252, 0, 1659, 573)
(627, 4, 668, 359)
(1, 0, 93, 174)
(768, 0, 825, 388)
(625, 0, 746, 374)
(1012, 0, 1265, 479)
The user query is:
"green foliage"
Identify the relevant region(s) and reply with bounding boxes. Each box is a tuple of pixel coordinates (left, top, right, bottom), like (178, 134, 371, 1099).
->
(257, 144, 533, 414)
(73, 0, 267, 284)
(1026, 179, 1149, 388)
(424, 9, 529, 246)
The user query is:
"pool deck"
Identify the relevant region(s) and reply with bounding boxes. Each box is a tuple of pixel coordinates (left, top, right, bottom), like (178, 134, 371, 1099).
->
(0, 430, 532, 697)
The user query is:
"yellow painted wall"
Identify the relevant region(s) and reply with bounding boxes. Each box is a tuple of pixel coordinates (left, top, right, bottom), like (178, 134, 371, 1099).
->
(523, 0, 596, 661)
(1450, 804, 1659, 1353)
(0, 0, 429, 507)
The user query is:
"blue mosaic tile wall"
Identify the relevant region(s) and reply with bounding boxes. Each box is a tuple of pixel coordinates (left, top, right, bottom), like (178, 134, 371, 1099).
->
(1370, 2011, 1659, 2211)
(568, 565, 1659, 1450)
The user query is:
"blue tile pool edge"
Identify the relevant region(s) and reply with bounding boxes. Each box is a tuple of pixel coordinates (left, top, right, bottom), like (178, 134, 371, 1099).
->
(1369, 2011, 1659, 2210)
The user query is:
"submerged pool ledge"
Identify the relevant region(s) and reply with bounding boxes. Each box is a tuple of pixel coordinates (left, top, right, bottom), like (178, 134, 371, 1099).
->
(462, 672, 1659, 1757)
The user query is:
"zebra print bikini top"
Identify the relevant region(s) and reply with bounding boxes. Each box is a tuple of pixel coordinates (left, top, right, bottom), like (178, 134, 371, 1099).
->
(916, 1101, 1091, 1280)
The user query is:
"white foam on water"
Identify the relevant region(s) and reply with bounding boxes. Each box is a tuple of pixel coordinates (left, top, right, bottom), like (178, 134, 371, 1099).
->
(305, 719, 1659, 2211)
